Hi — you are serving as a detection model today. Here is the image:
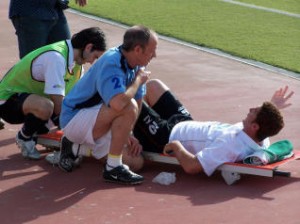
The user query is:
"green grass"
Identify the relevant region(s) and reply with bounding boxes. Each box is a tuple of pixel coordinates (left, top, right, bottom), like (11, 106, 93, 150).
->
(69, 0, 300, 74)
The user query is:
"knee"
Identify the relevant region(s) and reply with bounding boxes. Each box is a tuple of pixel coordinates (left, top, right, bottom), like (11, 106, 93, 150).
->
(145, 79, 169, 106)
(37, 99, 54, 120)
(124, 99, 139, 121)
(146, 79, 169, 93)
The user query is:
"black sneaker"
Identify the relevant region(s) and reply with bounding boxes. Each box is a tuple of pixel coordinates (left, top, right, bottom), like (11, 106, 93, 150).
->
(58, 136, 82, 172)
(103, 164, 144, 185)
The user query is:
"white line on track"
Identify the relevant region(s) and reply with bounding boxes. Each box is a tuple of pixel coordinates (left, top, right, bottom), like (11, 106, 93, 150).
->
(67, 9, 300, 80)
(220, 0, 300, 19)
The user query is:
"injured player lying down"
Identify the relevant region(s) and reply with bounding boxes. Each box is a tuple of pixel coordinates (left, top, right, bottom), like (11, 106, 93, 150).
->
(132, 79, 293, 176)
(46, 79, 294, 176)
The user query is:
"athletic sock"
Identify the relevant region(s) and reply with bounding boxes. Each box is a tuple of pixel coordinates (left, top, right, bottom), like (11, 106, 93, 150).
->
(18, 130, 32, 141)
(106, 153, 122, 171)
(21, 113, 48, 138)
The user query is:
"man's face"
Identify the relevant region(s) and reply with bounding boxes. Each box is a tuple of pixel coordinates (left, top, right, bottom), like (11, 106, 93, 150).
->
(136, 36, 158, 66)
(243, 106, 261, 131)
(81, 49, 104, 65)
(76, 43, 105, 65)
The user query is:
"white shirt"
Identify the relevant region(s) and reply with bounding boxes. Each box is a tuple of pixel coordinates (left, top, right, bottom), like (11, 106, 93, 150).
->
(31, 40, 75, 96)
(169, 121, 270, 176)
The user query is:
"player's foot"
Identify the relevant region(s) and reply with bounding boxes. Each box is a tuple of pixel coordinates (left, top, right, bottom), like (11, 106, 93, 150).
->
(16, 133, 41, 160)
(45, 151, 61, 165)
(103, 164, 144, 185)
(58, 136, 82, 172)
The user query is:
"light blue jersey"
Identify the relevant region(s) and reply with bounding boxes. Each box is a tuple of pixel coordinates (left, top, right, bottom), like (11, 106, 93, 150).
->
(60, 46, 146, 128)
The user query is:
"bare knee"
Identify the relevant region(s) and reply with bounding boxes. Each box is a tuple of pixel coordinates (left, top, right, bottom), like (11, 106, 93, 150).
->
(145, 79, 169, 106)
(24, 97, 54, 120)
(123, 99, 139, 122)
(147, 79, 169, 92)
(36, 99, 54, 120)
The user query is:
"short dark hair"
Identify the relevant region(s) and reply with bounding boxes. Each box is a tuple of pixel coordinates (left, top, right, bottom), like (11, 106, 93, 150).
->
(122, 25, 155, 51)
(255, 102, 284, 141)
(71, 27, 106, 52)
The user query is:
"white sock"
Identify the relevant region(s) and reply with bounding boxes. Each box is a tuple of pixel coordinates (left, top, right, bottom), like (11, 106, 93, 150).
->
(106, 154, 122, 171)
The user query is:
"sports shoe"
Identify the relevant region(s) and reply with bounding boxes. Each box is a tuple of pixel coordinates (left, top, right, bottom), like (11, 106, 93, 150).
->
(16, 134, 41, 160)
(45, 151, 61, 165)
(58, 136, 82, 172)
(103, 164, 144, 185)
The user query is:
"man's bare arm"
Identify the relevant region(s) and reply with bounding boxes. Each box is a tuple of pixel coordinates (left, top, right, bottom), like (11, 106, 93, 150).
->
(164, 140, 203, 174)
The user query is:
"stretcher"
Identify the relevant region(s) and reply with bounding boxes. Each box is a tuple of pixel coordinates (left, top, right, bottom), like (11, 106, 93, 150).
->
(143, 151, 300, 185)
(36, 130, 300, 185)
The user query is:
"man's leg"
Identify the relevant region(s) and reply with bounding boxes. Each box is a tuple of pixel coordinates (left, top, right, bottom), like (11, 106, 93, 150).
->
(146, 79, 192, 119)
(60, 101, 143, 184)
(11, 17, 52, 58)
(134, 79, 172, 151)
(59, 105, 103, 172)
(47, 12, 71, 44)
(134, 79, 171, 152)
(17, 94, 53, 159)
(93, 99, 144, 184)
(1, 93, 52, 159)
(143, 79, 169, 107)
(133, 79, 192, 152)
(133, 102, 170, 152)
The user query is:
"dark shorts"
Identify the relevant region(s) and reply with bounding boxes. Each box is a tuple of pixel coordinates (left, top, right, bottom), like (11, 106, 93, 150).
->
(0, 93, 30, 124)
(133, 91, 193, 153)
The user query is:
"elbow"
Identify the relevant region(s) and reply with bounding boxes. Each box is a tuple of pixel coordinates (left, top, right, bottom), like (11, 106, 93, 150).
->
(183, 165, 201, 175)
(182, 158, 203, 174)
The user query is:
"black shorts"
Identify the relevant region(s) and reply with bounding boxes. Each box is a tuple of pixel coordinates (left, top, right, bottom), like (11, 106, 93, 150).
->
(0, 93, 30, 124)
(133, 91, 193, 153)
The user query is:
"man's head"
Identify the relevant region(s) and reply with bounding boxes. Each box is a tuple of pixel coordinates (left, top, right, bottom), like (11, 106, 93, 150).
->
(121, 25, 158, 67)
(243, 102, 284, 142)
(72, 27, 107, 65)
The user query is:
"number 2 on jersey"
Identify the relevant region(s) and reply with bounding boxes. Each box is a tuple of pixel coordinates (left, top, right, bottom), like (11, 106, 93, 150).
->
(112, 77, 122, 89)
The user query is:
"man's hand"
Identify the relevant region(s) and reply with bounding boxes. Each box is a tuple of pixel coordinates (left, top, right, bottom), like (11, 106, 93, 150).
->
(126, 135, 143, 157)
(75, 0, 87, 7)
(270, 86, 294, 109)
(163, 141, 181, 156)
(164, 141, 203, 174)
(136, 68, 151, 85)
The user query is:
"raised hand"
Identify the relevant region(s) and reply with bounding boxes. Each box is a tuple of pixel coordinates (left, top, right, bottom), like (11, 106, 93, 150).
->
(270, 86, 294, 109)
(75, 0, 87, 7)
(126, 135, 143, 157)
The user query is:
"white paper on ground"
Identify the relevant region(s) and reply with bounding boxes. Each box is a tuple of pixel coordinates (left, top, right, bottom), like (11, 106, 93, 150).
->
(152, 172, 176, 185)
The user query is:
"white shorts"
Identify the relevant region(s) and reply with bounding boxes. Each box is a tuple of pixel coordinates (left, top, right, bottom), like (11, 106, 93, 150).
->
(63, 104, 111, 159)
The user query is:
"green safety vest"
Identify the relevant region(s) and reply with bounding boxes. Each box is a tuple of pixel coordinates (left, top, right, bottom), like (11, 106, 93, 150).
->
(0, 40, 82, 100)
